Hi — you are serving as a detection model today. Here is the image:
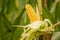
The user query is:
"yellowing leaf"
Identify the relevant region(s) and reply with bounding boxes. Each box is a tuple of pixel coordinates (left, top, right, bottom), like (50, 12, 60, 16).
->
(25, 4, 39, 23)
(37, 0, 43, 20)
(15, 0, 19, 8)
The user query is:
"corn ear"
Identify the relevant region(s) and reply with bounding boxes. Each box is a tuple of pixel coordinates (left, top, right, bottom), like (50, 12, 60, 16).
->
(25, 4, 39, 23)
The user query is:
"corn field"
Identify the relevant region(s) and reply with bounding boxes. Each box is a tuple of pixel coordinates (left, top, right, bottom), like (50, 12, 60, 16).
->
(0, 0, 60, 40)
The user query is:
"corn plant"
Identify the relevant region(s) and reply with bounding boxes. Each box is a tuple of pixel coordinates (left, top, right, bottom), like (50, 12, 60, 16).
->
(0, 0, 60, 40)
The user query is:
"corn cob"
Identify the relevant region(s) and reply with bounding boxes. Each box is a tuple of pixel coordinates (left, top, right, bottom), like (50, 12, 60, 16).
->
(25, 4, 39, 23)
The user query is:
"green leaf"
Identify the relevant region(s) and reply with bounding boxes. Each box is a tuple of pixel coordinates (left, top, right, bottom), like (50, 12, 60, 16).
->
(55, 1, 60, 31)
(13, 28, 23, 40)
(4, 32, 12, 40)
(42, 8, 54, 23)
